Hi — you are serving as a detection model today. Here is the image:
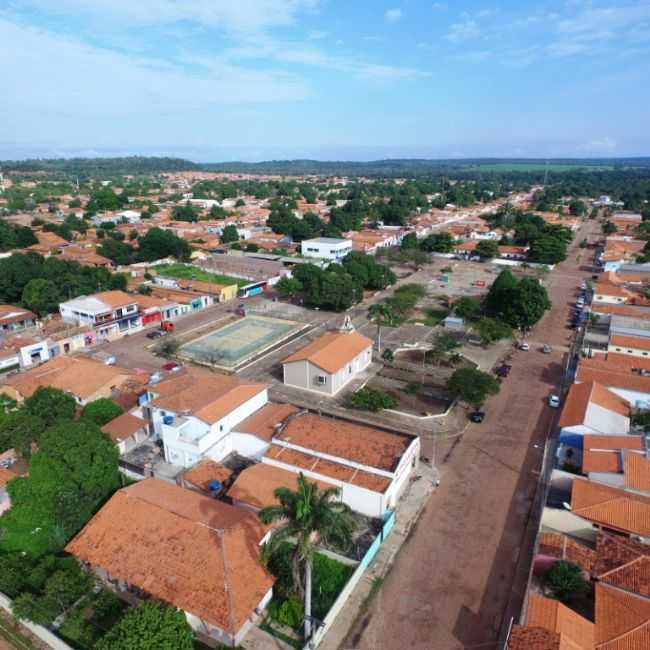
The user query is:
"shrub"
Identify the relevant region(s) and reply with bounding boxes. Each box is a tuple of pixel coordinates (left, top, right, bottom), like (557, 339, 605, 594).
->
(545, 561, 588, 603)
(276, 598, 304, 629)
(350, 387, 398, 412)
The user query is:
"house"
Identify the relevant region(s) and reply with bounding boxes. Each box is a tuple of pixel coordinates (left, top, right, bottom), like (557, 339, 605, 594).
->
(142, 368, 268, 468)
(300, 237, 352, 262)
(180, 459, 232, 493)
(0, 355, 144, 405)
(229, 462, 334, 512)
(608, 334, 650, 358)
(0, 305, 36, 333)
(582, 434, 646, 476)
(282, 325, 373, 396)
(508, 594, 593, 650)
(260, 411, 420, 518)
(101, 412, 148, 455)
(59, 290, 142, 340)
(27, 230, 69, 254)
(175, 278, 238, 303)
(134, 294, 181, 327)
(66, 479, 274, 647)
(558, 381, 630, 437)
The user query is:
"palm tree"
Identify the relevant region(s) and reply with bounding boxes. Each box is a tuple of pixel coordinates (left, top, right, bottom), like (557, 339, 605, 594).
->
(368, 303, 395, 354)
(259, 473, 355, 640)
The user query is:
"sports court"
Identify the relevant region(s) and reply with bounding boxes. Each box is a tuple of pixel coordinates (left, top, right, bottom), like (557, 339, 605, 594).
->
(180, 315, 303, 370)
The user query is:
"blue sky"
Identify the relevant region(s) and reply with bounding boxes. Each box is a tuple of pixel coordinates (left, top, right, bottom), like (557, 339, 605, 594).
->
(1, 1, 649, 161)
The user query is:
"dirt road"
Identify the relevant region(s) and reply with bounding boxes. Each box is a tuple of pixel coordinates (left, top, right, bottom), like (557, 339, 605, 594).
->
(345, 220, 598, 650)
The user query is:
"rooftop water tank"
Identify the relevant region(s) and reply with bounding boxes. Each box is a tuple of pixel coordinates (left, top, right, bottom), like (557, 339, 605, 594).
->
(163, 415, 174, 426)
(208, 480, 222, 492)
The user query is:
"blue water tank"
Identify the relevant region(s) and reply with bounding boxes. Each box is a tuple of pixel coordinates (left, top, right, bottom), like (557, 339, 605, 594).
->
(163, 415, 174, 425)
(208, 480, 222, 492)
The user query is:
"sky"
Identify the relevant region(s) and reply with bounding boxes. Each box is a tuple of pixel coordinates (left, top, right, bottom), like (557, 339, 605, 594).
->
(1, 0, 649, 161)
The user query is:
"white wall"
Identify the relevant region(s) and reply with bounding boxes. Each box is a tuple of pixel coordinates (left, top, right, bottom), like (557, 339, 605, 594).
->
(229, 432, 271, 460)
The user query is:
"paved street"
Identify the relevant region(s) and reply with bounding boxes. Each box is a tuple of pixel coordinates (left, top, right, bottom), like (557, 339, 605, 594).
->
(342, 219, 599, 650)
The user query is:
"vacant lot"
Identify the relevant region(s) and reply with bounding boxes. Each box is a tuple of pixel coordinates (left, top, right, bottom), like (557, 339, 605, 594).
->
(154, 262, 249, 287)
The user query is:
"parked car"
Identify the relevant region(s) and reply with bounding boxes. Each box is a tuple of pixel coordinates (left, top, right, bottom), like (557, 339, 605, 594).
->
(496, 364, 512, 377)
(542, 344, 552, 353)
(162, 361, 180, 372)
(549, 394, 561, 408)
(519, 342, 530, 351)
(146, 330, 164, 339)
(469, 410, 485, 423)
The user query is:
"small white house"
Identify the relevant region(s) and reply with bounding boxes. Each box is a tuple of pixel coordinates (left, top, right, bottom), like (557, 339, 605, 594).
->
(300, 237, 352, 262)
(282, 326, 373, 396)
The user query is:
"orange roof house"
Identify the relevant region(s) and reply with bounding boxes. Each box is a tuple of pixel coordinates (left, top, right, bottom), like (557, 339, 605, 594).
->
(595, 583, 650, 649)
(559, 381, 630, 436)
(582, 435, 645, 474)
(282, 328, 373, 396)
(66, 479, 274, 645)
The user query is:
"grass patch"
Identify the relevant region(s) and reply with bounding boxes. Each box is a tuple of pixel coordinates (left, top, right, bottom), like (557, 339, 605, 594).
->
(260, 619, 302, 649)
(421, 308, 449, 326)
(155, 263, 249, 288)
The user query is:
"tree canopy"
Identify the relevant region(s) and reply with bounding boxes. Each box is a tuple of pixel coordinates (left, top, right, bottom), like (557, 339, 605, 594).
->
(447, 367, 500, 406)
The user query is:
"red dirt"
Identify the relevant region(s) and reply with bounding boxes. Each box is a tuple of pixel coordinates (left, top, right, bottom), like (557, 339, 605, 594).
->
(345, 221, 598, 650)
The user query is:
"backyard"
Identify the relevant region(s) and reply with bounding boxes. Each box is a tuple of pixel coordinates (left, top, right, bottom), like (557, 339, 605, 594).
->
(154, 263, 250, 288)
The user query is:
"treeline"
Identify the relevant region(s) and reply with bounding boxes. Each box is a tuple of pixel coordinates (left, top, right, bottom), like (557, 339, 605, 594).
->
(0, 253, 127, 314)
(277, 252, 395, 311)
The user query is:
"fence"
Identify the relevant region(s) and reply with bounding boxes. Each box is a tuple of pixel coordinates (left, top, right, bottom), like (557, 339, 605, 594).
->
(0, 592, 75, 650)
(304, 511, 396, 649)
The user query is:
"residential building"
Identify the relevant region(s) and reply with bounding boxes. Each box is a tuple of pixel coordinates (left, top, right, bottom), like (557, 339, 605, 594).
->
(558, 381, 630, 438)
(0, 305, 36, 333)
(142, 368, 268, 468)
(101, 412, 149, 455)
(66, 479, 274, 647)
(0, 355, 144, 405)
(282, 325, 373, 396)
(608, 334, 650, 358)
(260, 411, 420, 518)
(300, 237, 353, 262)
(59, 290, 142, 340)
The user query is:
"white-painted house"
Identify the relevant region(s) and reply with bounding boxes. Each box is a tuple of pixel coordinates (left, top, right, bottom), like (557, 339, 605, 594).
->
(282, 326, 373, 396)
(300, 237, 352, 262)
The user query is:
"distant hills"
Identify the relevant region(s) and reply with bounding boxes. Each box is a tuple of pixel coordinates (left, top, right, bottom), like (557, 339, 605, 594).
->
(2, 155, 650, 178)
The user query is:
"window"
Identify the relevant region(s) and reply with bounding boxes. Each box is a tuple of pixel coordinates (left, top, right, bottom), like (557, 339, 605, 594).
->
(219, 424, 224, 432)
(348, 365, 352, 375)
(316, 375, 327, 385)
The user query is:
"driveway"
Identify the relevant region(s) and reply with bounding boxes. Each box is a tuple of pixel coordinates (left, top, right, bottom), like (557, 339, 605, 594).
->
(342, 219, 599, 650)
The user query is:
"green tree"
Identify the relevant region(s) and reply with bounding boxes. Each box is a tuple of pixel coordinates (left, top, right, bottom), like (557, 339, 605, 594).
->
(545, 561, 588, 603)
(98, 239, 135, 265)
(476, 240, 499, 259)
(172, 203, 199, 223)
(401, 233, 418, 249)
(259, 474, 354, 640)
(276, 276, 303, 299)
(95, 601, 194, 650)
(25, 387, 76, 428)
(602, 220, 617, 235)
(569, 199, 587, 216)
(137, 228, 191, 263)
(528, 235, 568, 264)
(430, 332, 461, 365)
(420, 232, 455, 253)
(485, 269, 519, 316)
(81, 399, 124, 427)
(447, 367, 500, 407)
(0, 411, 46, 459)
(501, 278, 551, 330)
(221, 225, 239, 244)
(21, 278, 60, 316)
(453, 296, 482, 321)
(472, 318, 513, 345)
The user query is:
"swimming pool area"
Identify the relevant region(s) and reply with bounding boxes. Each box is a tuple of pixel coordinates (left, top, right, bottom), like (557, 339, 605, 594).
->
(180, 315, 303, 369)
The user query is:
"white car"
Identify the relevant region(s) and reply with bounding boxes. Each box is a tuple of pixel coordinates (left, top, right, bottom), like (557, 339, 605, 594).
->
(549, 395, 561, 408)
(519, 342, 530, 351)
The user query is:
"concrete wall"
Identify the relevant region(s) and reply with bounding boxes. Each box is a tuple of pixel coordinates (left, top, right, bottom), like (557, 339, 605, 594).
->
(229, 432, 271, 460)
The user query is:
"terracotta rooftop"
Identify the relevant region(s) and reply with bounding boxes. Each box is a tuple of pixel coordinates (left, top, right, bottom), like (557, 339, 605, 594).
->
(0, 355, 141, 401)
(610, 335, 650, 352)
(576, 364, 650, 395)
(66, 478, 274, 634)
(595, 583, 650, 649)
(526, 595, 594, 649)
(571, 478, 650, 537)
(594, 532, 650, 598)
(150, 368, 266, 425)
(183, 459, 232, 491)
(229, 463, 334, 510)
(0, 467, 17, 490)
(582, 435, 645, 474)
(508, 626, 582, 650)
(624, 453, 650, 492)
(93, 290, 138, 309)
(101, 412, 146, 444)
(234, 402, 300, 442)
(537, 533, 596, 573)
(0, 305, 36, 326)
(559, 381, 630, 428)
(274, 413, 412, 473)
(283, 330, 372, 374)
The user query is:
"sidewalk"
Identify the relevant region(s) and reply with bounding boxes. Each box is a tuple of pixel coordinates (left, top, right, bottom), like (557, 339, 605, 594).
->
(317, 461, 436, 650)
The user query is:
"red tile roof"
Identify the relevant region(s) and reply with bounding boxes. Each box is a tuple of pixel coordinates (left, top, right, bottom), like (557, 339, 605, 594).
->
(66, 479, 274, 634)
(526, 595, 594, 649)
(582, 436, 645, 474)
(595, 583, 650, 649)
(559, 381, 630, 428)
(610, 335, 650, 352)
(537, 533, 596, 573)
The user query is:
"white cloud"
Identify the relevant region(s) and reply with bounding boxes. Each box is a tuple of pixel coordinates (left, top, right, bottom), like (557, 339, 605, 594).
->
(385, 9, 403, 24)
(8, 0, 320, 34)
(577, 137, 617, 153)
(431, 2, 448, 9)
(446, 19, 480, 43)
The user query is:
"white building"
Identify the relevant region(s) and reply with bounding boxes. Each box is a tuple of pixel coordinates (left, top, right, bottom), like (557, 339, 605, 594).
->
(300, 237, 352, 262)
(59, 290, 142, 340)
(559, 381, 631, 438)
(142, 368, 268, 468)
(283, 326, 373, 396)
